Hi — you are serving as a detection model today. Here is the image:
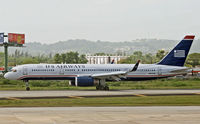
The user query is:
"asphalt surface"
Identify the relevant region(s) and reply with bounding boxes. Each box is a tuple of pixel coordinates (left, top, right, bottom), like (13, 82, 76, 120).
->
(0, 106, 200, 124)
(0, 90, 200, 100)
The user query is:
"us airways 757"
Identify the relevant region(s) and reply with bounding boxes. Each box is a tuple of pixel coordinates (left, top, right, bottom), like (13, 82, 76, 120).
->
(4, 35, 195, 91)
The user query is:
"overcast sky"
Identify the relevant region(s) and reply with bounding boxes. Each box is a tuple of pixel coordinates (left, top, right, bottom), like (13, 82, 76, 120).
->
(0, 0, 199, 43)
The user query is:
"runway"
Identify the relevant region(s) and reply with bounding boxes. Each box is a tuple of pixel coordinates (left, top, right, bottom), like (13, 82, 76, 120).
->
(0, 89, 200, 100)
(0, 106, 200, 124)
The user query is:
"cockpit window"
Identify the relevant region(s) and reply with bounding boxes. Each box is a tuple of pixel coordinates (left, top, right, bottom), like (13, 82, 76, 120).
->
(12, 69, 17, 72)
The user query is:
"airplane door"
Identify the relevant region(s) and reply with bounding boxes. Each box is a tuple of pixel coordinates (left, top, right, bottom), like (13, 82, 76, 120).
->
(59, 68, 64, 75)
(158, 67, 162, 75)
(23, 67, 28, 75)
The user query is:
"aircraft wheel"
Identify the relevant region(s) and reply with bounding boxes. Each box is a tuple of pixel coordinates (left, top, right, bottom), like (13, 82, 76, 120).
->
(104, 86, 109, 91)
(26, 87, 30, 91)
(96, 85, 109, 91)
(96, 86, 99, 90)
(96, 85, 102, 90)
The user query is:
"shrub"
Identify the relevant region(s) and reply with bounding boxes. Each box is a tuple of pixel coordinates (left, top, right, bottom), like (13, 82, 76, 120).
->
(30, 81, 51, 87)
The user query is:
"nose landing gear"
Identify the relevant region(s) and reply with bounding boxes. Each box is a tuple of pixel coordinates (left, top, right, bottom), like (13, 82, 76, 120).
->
(26, 87, 30, 91)
(24, 80, 30, 91)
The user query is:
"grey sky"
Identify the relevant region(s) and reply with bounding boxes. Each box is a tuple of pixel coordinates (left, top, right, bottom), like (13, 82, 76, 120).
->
(0, 0, 199, 43)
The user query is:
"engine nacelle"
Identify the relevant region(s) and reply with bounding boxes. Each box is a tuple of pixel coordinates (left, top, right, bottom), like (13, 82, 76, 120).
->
(69, 77, 98, 87)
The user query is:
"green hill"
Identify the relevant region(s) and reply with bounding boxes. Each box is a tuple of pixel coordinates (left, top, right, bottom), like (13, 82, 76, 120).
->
(1, 39, 200, 56)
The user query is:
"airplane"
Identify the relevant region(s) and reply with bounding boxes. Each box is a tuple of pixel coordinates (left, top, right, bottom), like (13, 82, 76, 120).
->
(4, 35, 195, 91)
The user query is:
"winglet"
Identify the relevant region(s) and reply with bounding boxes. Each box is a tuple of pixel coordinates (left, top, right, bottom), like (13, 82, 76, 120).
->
(131, 60, 140, 72)
(111, 59, 115, 64)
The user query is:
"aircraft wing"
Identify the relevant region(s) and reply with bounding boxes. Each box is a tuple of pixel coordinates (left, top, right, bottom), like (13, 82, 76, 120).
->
(91, 60, 140, 81)
(91, 71, 127, 79)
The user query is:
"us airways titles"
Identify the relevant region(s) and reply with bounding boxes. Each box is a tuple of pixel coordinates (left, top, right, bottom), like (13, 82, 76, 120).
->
(45, 64, 86, 69)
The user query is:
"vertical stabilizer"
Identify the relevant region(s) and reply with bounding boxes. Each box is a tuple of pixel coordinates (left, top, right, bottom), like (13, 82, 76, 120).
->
(158, 35, 195, 66)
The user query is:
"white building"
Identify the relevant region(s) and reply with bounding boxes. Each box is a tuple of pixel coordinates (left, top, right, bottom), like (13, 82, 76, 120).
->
(86, 55, 128, 64)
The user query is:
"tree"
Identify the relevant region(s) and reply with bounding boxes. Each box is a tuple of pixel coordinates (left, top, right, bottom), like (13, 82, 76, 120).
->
(22, 58, 39, 64)
(156, 50, 167, 62)
(61, 53, 66, 63)
(144, 53, 155, 64)
(53, 52, 88, 64)
(186, 53, 200, 67)
(65, 52, 79, 63)
(118, 51, 143, 64)
(54, 53, 61, 63)
(133, 51, 143, 57)
(0, 52, 4, 66)
(94, 53, 107, 56)
(79, 54, 88, 63)
(118, 51, 157, 64)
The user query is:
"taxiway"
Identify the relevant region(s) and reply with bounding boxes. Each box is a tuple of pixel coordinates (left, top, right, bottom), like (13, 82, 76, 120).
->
(0, 106, 200, 124)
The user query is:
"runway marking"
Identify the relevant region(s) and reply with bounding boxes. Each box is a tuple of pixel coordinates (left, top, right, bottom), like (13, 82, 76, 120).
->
(68, 96, 84, 99)
(133, 94, 146, 97)
(5, 97, 21, 100)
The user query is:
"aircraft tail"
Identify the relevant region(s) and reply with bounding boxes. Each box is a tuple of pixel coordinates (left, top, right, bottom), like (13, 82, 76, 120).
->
(158, 35, 195, 66)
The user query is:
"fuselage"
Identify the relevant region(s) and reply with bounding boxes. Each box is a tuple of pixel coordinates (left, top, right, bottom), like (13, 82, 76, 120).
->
(4, 63, 189, 81)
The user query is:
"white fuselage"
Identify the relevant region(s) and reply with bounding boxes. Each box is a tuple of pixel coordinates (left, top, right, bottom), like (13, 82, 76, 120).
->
(4, 63, 189, 81)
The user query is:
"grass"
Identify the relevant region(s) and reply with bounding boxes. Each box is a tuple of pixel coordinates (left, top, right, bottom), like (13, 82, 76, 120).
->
(0, 95, 200, 107)
(0, 77, 200, 90)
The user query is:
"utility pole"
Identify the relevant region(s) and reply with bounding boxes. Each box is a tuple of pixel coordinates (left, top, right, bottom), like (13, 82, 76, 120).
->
(4, 43, 8, 73)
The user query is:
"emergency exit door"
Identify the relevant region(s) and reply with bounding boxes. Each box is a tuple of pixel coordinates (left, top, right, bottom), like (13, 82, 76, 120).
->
(23, 67, 28, 75)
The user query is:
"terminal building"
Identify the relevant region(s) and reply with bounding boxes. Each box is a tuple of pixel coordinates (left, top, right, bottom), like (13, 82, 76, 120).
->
(86, 55, 128, 64)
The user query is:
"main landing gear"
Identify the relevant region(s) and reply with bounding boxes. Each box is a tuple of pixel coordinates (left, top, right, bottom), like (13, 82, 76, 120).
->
(96, 79, 109, 91)
(96, 85, 109, 90)
(24, 80, 30, 91)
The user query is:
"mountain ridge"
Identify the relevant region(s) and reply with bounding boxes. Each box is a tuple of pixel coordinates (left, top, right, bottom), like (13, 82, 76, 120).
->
(1, 39, 199, 56)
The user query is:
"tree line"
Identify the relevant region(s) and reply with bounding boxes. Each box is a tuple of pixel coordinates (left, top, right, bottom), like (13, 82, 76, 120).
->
(0, 50, 199, 67)
(118, 50, 200, 67)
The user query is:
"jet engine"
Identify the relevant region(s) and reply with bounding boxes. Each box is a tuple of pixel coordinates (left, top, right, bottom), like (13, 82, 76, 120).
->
(69, 76, 98, 86)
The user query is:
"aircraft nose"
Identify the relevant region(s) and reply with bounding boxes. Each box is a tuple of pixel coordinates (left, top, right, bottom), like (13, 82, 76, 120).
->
(4, 72, 11, 80)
